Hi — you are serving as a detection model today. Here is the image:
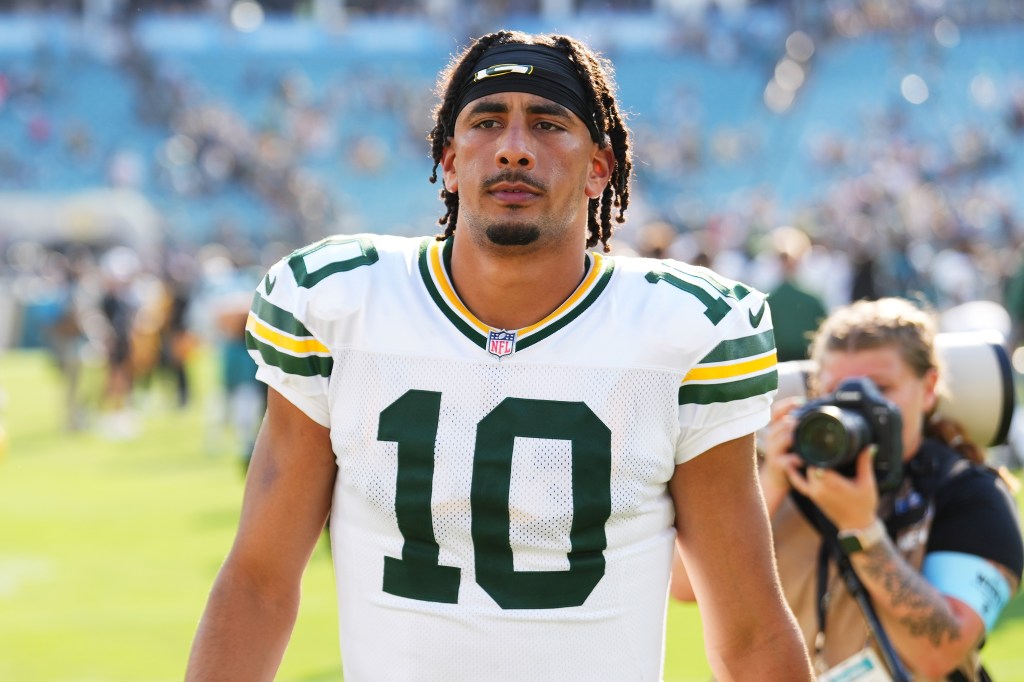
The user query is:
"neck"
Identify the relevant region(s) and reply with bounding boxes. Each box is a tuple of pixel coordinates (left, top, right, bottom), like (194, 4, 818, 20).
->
(448, 236, 589, 330)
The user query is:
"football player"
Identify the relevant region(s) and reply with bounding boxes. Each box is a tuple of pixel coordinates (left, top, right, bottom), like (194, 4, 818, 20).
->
(186, 30, 813, 681)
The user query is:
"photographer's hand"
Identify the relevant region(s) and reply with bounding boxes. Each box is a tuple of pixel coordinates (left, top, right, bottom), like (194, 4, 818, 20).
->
(785, 446, 879, 532)
(758, 397, 804, 516)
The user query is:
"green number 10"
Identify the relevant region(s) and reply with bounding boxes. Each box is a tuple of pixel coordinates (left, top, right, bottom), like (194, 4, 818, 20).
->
(377, 390, 612, 610)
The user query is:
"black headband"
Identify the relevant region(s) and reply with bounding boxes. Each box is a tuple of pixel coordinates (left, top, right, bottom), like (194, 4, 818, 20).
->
(450, 43, 602, 142)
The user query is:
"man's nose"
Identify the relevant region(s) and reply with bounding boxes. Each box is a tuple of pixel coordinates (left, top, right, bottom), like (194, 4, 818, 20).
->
(495, 123, 536, 169)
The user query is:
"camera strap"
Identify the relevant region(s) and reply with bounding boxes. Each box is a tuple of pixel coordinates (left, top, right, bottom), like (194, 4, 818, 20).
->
(790, 490, 912, 682)
(814, 538, 831, 659)
(789, 492, 849, 649)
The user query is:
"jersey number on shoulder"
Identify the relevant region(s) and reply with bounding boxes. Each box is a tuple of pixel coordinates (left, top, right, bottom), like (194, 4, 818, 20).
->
(378, 390, 612, 610)
(645, 260, 750, 325)
(287, 235, 379, 288)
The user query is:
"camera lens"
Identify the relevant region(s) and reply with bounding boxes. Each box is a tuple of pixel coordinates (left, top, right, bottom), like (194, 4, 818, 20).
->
(793, 406, 871, 469)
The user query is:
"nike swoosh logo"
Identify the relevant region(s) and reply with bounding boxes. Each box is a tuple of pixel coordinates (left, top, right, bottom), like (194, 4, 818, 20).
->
(748, 299, 767, 328)
(264, 273, 276, 295)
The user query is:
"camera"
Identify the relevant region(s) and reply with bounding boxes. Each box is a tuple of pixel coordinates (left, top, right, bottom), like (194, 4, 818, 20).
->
(792, 377, 904, 492)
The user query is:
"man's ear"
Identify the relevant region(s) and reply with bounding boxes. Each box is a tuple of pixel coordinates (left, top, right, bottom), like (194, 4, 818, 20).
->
(585, 146, 615, 199)
(441, 144, 458, 194)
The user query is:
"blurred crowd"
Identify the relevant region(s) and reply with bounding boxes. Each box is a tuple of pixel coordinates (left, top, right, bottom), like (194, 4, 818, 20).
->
(4, 194, 1024, 446)
(3, 2, 1024, 461)
(0, 237, 283, 468)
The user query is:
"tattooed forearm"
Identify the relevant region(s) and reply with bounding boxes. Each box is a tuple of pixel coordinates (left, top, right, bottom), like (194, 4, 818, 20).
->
(856, 543, 961, 648)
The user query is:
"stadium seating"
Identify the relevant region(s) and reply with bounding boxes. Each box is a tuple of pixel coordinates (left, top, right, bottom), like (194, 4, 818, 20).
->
(0, 13, 1022, 244)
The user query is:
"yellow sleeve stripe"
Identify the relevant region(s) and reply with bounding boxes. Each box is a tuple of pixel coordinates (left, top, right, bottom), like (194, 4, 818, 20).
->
(246, 313, 330, 355)
(682, 351, 777, 383)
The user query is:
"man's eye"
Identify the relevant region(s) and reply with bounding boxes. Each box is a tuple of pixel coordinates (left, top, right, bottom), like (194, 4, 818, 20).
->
(476, 120, 500, 129)
(537, 121, 562, 131)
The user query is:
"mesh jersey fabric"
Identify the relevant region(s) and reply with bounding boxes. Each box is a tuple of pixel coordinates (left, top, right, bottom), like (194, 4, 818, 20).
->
(246, 233, 778, 681)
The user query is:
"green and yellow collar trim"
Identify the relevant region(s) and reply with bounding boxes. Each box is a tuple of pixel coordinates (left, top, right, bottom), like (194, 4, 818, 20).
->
(418, 237, 615, 357)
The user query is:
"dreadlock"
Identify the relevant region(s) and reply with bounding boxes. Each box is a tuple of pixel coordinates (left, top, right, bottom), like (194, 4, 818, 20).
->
(427, 31, 632, 252)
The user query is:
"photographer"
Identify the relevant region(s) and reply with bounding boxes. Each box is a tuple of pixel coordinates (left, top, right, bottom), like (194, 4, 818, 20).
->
(672, 297, 1023, 681)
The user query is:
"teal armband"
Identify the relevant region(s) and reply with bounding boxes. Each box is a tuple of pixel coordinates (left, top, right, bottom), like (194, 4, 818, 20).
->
(922, 551, 1011, 632)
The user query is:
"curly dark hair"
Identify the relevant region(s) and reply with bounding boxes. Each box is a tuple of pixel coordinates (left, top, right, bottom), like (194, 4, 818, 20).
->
(427, 31, 633, 252)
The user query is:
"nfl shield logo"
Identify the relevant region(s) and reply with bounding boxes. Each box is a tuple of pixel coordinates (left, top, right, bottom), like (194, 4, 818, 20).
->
(487, 329, 517, 358)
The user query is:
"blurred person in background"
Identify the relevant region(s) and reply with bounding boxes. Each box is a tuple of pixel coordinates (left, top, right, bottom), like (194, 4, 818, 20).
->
(186, 29, 811, 682)
(41, 250, 89, 431)
(672, 297, 1022, 681)
(634, 219, 680, 259)
(131, 264, 199, 411)
(766, 225, 828, 362)
(97, 246, 141, 439)
(212, 288, 265, 472)
(189, 245, 265, 468)
(157, 271, 196, 409)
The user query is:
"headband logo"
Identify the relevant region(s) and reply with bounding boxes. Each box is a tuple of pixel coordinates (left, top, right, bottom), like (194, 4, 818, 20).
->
(473, 63, 534, 82)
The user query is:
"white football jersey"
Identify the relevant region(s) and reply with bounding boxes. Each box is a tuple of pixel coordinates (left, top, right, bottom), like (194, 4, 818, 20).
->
(246, 234, 778, 681)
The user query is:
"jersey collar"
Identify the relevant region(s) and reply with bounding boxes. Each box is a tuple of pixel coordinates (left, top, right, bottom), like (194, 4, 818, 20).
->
(417, 236, 615, 356)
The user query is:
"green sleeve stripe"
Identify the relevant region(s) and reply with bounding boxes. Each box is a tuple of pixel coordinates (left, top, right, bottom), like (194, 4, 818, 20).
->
(678, 371, 778, 405)
(699, 330, 776, 364)
(251, 293, 315, 338)
(246, 331, 333, 378)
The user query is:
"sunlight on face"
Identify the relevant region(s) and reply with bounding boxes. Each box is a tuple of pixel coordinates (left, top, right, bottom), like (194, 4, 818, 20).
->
(443, 92, 600, 253)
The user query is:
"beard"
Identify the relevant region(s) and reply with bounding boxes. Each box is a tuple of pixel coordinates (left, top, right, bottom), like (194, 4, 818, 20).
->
(485, 222, 541, 246)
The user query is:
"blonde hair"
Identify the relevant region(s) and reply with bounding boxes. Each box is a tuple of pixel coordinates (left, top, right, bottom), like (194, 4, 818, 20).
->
(809, 297, 985, 463)
(809, 297, 938, 382)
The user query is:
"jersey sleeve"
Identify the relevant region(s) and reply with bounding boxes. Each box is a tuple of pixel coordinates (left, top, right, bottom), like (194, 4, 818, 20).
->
(674, 283, 778, 464)
(245, 257, 334, 427)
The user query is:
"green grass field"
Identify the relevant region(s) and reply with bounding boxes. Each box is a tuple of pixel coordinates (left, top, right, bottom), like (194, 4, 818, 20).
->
(0, 349, 1021, 681)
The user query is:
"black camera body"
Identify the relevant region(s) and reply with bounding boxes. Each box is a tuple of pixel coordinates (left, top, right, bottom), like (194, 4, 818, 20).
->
(792, 377, 904, 492)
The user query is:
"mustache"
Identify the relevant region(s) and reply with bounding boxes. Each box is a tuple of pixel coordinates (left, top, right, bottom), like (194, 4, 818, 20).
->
(483, 170, 547, 193)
